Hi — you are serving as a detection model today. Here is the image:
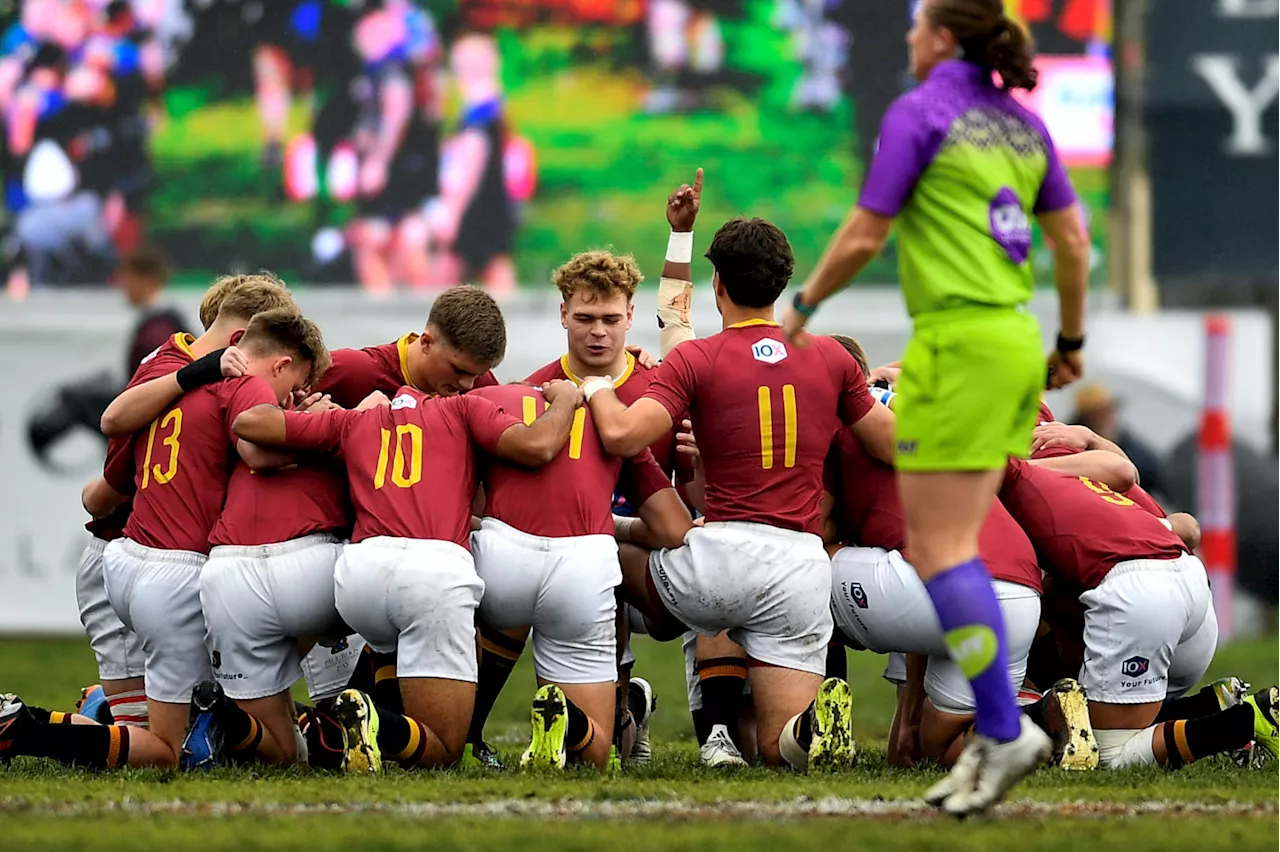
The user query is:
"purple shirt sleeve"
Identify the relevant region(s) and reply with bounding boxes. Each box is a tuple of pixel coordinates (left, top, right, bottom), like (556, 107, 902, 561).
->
(1033, 140, 1078, 214)
(858, 98, 935, 217)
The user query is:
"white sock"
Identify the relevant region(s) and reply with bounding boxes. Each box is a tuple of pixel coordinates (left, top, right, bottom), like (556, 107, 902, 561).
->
(778, 712, 809, 771)
(1095, 727, 1158, 768)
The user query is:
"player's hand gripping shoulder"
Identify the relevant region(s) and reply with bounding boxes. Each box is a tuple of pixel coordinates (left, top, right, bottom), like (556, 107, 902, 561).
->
(356, 391, 391, 411)
(220, 345, 248, 378)
(494, 379, 582, 467)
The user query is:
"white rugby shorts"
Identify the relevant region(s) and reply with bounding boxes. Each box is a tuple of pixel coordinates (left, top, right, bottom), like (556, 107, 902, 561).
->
(301, 635, 369, 703)
(471, 518, 621, 684)
(335, 537, 484, 682)
(76, 536, 146, 682)
(102, 538, 210, 704)
(200, 534, 346, 701)
(648, 522, 832, 676)
(832, 546, 1040, 715)
(1079, 552, 1211, 704)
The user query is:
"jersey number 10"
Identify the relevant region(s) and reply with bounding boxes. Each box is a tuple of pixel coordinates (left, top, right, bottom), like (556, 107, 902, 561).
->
(374, 424, 423, 489)
(757, 384, 797, 470)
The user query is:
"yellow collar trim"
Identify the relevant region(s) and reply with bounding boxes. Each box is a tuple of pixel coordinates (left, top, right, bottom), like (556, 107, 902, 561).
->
(173, 332, 196, 359)
(559, 351, 635, 388)
(727, 318, 779, 329)
(397, 332, 421, 390)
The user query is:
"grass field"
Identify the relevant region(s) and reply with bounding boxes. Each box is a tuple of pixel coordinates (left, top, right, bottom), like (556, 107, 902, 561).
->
(2, 636, 1276, 850)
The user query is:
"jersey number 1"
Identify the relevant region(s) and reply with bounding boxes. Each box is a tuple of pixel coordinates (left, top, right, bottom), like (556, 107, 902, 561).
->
(757, 384, 797, 470)
(374, 424, 423, 489)
(523, 396, 586, 459)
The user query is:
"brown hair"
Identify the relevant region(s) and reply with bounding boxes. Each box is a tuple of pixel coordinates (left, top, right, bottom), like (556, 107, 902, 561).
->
(239, 308, 331, 389)
(552, 250, 644, 304)
(427, 285, 507, 367)
(212, 272, 298, 326)
(120, 246, 167, 281)
(829, 334, 870, 377)
(926, 0, 1038, 92)
(705, 217, 795, 309)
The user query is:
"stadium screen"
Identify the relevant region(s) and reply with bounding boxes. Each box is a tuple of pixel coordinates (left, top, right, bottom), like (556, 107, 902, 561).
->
(0, 0, 1111, 290)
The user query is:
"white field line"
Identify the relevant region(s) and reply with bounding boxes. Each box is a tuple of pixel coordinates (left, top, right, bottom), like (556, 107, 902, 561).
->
(2, 797, 1275, 820)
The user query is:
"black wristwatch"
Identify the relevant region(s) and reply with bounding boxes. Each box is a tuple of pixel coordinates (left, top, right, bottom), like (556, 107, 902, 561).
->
(792, 291, 818, 319)
(1056, 333, 1085, 353)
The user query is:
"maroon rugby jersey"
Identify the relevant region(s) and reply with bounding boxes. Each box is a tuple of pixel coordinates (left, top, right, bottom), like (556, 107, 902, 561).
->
(474, 384, 671, 538)
(317, 332, 497, 408)
(208, 459, 352, 547)
(827, 430, 1042, 592)
(278, 388, 518, 548)
(87, 333, 198, 541)
(998, 458, 1185, 590)
(123, 375, 278, 554)
(643, 321, 873, 536)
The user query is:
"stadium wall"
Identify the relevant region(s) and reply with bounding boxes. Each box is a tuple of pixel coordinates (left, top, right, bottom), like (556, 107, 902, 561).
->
(0, 288, 1271, 634)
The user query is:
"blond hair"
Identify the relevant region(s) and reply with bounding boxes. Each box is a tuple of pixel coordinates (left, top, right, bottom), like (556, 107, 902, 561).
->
(553, 250, 643, 304)
(211, 272, 298, 326)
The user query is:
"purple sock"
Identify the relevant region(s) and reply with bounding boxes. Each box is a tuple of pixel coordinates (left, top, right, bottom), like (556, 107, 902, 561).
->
(924, 557, 1021, 743)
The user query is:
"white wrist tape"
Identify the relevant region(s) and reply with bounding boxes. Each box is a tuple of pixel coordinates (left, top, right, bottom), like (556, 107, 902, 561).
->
(613, 514, 639, 543)
(666, 231, 694, 264)
(581, 376, 614, 402)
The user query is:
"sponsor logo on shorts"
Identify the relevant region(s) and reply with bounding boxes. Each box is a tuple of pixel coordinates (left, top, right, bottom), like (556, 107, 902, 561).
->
(897, 440, 917, 456)
(1121, 656, 1150, 678)
(850, 582, 869, 609)
(654, 562, 677, 605)
(328, 638, 349, 655)
(751, 339, 788, 365)
(210, 651, 222, 669)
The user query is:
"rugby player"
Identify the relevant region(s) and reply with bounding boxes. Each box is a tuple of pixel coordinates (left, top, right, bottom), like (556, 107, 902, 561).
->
(460, 246, 690, 768)
(997, 459, 1279, 769)
(183, 314, 350, 769)
(97, 273, 299, 437)
(74, 277, 298, 729)
(579, 215, 896, 771)
(315, 285, 502, 408)
(2, 309, 320, 769)
(230, 371, 583, 772)
(470, 381, 693, 769)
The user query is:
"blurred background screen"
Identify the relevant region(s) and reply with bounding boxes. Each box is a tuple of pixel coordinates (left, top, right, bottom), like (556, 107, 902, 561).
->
(0, 0, 1112, 292)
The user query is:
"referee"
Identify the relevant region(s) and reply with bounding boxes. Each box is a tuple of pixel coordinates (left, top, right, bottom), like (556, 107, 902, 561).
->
(781, 0, 1088, 816)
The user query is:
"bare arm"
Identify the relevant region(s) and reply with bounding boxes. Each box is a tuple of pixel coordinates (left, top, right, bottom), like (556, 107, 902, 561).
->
(1038, 205, 1089, 388)
(492, 393, 579, 468)
(849, 403, 896, 465)
(101, 347, 245, 436)
(1166, 512, 1201, 551)
(804, 208, 893, 304)
(630, 488, 694, 550)
(235, 439, 294, 472)
(586, 391, 674, 460)
(1030, 449, 1137, 493)
(1031, 422, 1131, 465)
(1038, 205, 1089, 341)
(81, 476, 128, 518)
(231, 405, 289, 446)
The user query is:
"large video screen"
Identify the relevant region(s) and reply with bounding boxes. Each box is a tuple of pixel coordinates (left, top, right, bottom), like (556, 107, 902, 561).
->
(0, 0, 1111, 292)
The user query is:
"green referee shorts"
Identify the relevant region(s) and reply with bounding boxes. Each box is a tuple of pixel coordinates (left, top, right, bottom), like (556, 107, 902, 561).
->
(894, 307, 1045, 472)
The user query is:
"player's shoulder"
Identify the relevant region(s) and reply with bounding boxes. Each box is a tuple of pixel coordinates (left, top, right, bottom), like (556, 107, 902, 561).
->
(524, 358, 566, 385)
(470, 381, 538, 405)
